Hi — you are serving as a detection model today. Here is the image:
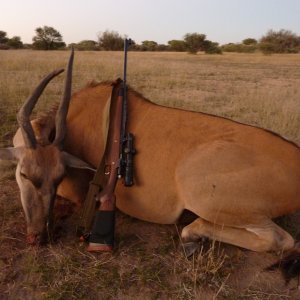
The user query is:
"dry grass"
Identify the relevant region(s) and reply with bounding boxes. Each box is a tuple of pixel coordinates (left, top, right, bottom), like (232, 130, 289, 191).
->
(0, 50, 300, 299)
(0, 183, 232, 299)
(1, 50, 299, 146)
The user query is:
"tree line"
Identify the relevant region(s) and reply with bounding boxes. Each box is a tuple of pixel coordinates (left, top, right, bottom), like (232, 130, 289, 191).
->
(1, 26, 300, 54)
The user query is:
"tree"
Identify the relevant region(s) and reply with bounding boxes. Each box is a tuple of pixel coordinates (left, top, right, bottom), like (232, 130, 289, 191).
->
(73, 40, 98, 51)
(32, 26, 66, 50)
(168, 40, 187, 52)
(7, 36, 23, 49)
(98, 30, 124, 50)
(156, 44, 169, 51)
(0, 30, 8, 44)
(259, 29, 300, 53)
(221, 43, 256, 53)
(141, 40, 158, 51)
(184, 33, 206, 54)
(258, 42, 276, 55)
(242, 38, 257, 45)
(203, 40, 222, 54)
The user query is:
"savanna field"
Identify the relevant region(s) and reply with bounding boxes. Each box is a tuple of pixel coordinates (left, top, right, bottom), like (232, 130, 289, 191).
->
(0, 50, 300, 299)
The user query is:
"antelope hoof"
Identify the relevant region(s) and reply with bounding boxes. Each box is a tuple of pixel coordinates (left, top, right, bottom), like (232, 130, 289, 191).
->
(182, 242, 200, 257)
(182, 236, 208, 257)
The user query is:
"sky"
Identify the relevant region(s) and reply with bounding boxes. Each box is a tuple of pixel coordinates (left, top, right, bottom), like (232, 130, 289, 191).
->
(1, 0, 300, 45)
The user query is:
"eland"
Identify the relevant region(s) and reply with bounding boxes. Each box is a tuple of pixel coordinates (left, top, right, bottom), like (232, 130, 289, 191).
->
(0, 50, 299, 254)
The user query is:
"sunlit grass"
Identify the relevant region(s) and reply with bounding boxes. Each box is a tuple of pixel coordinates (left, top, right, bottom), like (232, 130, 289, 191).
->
(0, 50, 300, 299)
(0, 50, 299, 146)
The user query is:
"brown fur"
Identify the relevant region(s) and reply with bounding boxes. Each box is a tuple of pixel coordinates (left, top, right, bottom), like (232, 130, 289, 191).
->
(3, 81, 300, 252)
(56, 82, 300, 252)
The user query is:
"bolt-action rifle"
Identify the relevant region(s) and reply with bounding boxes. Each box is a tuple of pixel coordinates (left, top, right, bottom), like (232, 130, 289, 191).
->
(87, 38, 135, 252)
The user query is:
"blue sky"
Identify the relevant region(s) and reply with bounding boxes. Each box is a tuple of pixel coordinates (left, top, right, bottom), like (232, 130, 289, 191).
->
(2, 0, 300, 45)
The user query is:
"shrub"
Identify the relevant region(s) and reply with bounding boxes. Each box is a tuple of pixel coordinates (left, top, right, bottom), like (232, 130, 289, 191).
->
(32, 26, 66, 50)
(73, 40, 98, 51)
(0, 44, 9, 50)
(242, 38, 258, 45)
(259, 29, 300, 53)
(184, 33, 206, 54)
(98, 30, 124, 51)
(204, 41, 222, 54)
(221, 43, 257, 53)
(7, 36, 23, 49)
(168, 40, 187, 52)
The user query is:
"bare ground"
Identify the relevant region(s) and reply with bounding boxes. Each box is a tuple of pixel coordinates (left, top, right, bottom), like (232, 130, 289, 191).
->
(1, 177, 300, 299)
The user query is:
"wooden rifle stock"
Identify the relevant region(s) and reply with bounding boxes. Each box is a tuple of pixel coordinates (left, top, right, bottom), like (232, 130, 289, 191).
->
(87, 87, 124, 252)
(85, 39, 134, 252)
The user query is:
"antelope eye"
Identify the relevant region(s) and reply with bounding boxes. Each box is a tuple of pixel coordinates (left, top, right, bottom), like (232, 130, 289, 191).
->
(20, 171, 42, 188)
(20, 172, 28, 179)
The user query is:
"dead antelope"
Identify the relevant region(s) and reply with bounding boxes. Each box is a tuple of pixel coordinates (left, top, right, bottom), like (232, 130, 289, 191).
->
(0, 51, 299, 256)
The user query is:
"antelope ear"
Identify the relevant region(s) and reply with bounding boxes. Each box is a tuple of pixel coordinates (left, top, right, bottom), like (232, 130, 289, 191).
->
(0, 147, 24, 161)
(62, 152, 96, 172)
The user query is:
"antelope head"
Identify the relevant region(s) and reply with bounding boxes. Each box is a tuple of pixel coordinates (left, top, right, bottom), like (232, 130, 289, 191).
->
(0, 50, 93, 245)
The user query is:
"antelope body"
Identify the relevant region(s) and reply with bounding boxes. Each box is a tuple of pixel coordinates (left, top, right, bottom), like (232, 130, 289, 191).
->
(1, 52, 300, 252)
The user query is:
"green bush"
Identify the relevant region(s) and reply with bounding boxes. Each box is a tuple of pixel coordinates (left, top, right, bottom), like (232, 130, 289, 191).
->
(204, 41, 222, 54)
(7, 36, 23, 49)
(258, 42, 276, 54)
(98, 30, 124, 51)
(73, 40, 98, 51)
(0, 31, 8, 44)
(141, 40, 158, 51)
(221, 43, 257, 53)
(242, 38, 257, 45)
(168, 40, 187, 52)
(32, 26, 66, 50)
(259, 29, 300, 53)
(184, 33, 206, 54)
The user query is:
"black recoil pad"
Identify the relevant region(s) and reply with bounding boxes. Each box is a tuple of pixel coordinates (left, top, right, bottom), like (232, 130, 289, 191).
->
(89, 210, 115, 246)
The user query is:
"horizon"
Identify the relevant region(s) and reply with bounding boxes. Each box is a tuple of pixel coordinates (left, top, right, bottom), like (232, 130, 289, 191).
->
(2, 0, 300, 45)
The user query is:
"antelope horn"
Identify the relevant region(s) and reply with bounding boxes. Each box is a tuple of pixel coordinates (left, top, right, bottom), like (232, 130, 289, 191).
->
(53, 48, 74, 149)
(17, 69, 64, 148)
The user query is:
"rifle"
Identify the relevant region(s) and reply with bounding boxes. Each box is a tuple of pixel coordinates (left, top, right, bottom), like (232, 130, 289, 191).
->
(87, 38, 135, 252)
(118, 38, 135, 186)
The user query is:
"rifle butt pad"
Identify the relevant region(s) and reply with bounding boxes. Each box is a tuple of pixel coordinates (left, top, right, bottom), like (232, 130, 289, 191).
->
(87, 210, 115, 252)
